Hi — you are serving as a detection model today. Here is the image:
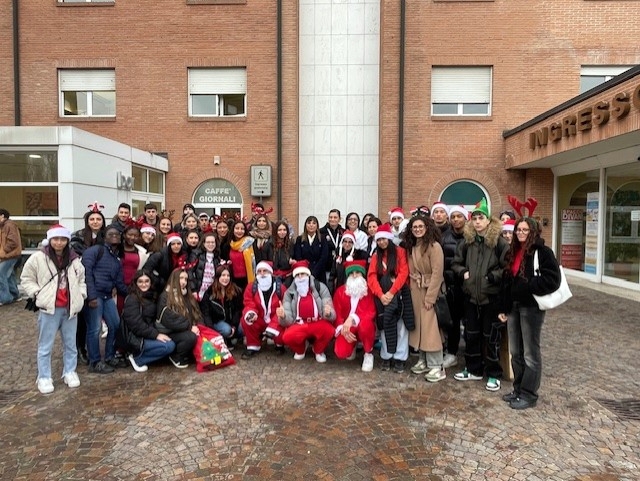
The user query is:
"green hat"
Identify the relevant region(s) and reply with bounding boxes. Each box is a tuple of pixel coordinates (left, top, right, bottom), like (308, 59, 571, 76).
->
(344, 260, 367, 278)
(472, 197, 490, 218)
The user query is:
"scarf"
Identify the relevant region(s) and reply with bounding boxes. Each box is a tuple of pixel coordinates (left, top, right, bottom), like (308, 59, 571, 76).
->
(230, 236, 256, 283)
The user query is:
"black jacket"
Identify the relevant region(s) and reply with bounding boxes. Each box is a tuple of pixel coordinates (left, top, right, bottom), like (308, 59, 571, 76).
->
(121, 292, 160, 340)
(501, 239, 561, 311)
(156, 291, 195, 333)
(319, 223, 344, 271)
(441, 227, 465, 287)
(199, 288, 243, 330)
(190, 251, 221, 294)
(293, 234, 330, 283)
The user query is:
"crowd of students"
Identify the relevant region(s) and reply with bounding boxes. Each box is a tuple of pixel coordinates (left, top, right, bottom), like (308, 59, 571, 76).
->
(20, 198, 561, 411)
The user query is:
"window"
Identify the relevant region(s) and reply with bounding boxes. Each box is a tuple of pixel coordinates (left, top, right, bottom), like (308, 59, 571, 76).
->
(431, 66, 492, 116)
(59, 69, 116, 117)
(188, 68, 247, 117)
(132, 165, 164, 195)
(440, 180, 490, 212)
(580, 66, 633, 94)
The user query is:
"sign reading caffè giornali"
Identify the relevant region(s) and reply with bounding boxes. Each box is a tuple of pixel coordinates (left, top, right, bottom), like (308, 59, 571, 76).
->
(529, 81, 640, 150)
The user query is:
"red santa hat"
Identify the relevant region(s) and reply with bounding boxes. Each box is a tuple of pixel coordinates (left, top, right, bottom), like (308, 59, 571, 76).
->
(374, 223, 395, 241)
(449, 205, 470, 220)
(431, 201, 450, 216)
(292, 260, 311, 277)
(166, 233, 183, 246)
(344, 260, 367, 277)
(42, 224, 72, 246)
(255, 260, 274, 274)
(341, 230, 356, 244)
(388, 207, 405, 220)
(140, 224, 156, 235)
(502, 219, 516, 232)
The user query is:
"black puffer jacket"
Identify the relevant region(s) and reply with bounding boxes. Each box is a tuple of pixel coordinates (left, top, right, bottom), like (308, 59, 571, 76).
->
(441, 226, 464, 287)
(501, 238, 561, 310)
(121, 291, 160, 340)
(156, 291, 196, 333)
(199, 288, 243, 331)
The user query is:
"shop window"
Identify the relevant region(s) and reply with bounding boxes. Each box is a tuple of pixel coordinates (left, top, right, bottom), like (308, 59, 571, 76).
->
(188, 68, 247, 118)
(59, 69, 116, 117)
(431, 66, 492, 116)
(579, 66, 632, 94)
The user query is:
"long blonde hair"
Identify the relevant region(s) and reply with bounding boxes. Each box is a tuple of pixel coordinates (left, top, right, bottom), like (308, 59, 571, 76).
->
(165, 268, 202, 324)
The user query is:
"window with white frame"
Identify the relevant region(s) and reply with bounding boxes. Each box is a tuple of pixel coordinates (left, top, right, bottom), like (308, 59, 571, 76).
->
(59, 69, 116, 117)
(431, 66, 492, 116)
(132, 165, 164, 195)
(580, 66, 633, 94)
(188, 68, 247, 117)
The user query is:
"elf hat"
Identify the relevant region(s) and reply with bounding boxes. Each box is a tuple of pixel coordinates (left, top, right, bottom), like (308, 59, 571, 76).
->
(502, 219, 516, 232)
(166, 233, 183, 246)
(449, 205, 470, 220)
(431, 201, 450, 216)
(255, 260, 274, 274)
(388, 207, 405, 220)
(344, 260, 367, 277)
(472, 197, 490, 218)
(374, 223, 395, 241)
(292, 260, 311, 277)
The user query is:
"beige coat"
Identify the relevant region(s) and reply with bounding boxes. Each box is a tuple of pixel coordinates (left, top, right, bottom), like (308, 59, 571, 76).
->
(20, 250, 87, 316)
(408, 241, 444, 352)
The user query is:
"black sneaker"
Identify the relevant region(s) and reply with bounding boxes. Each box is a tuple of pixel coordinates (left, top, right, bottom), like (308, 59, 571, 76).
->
(168, 356, 189, 369)
(509, 397, 537, 410)
(502, 391, 518, 403)
(393, 360, 406, 373)
(77, 348, 89, 366)
(89, 361, 115, 374)
(275, 345, 286, 355)
(106, 357, 129, 369)
(241, 349, 259, 359)
(380, 359, 391, 371)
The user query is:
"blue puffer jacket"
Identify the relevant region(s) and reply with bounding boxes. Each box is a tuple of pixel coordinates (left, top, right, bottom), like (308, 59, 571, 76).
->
(81, 244, 128, 301)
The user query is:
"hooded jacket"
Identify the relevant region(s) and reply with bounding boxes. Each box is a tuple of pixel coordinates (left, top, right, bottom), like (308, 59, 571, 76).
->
(451, 217, 509, 305)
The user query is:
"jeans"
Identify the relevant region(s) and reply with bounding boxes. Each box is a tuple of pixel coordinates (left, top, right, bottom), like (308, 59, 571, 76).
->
(463, 300, 503, 379)
(133, 339, 176, 367)
(86, 296, 120, 363)
(0, 258, 19, 304)
(507, 302, 545, 401)
(210, 320, 233, 339)
(380, 319, 409, 361)
(37, 307, 77, 380)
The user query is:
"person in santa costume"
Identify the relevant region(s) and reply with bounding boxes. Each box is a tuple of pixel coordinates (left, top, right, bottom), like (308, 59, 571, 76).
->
(279, 260, 336, 363)
(329, 230, 368, 293)
(332, 260, 377, 372)
(240, 260, 287, 359)
(388, 207, 408, 246)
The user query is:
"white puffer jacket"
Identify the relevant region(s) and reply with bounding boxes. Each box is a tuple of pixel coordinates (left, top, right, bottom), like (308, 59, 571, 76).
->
(20, 249, 87, 316)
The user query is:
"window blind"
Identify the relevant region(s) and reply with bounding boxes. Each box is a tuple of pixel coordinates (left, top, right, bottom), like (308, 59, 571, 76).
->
(431, 67, 491, 103)
(189, 68, 247, 95)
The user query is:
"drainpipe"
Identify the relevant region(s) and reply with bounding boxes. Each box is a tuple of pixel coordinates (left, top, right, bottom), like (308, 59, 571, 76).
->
(276, 0, 283, 217)
(398, 0, 406, 206)
(12, 0, 20, 126)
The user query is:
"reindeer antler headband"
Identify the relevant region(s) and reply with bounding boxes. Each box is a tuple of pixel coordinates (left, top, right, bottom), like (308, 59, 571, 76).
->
(251, 202, 274, 216)
(507, 195, 538, 218)
(88, 201, 105, 213)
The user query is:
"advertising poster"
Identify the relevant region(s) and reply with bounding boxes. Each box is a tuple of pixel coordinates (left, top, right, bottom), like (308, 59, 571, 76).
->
(584, 192, 599, 274)
(561, 208, 583, 270)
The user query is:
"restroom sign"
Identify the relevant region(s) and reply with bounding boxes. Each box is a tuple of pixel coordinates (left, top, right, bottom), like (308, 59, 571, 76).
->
(251, 165, 272, 197)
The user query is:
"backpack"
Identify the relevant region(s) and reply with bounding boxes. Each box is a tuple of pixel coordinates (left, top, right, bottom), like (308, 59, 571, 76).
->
(252, 276, 285, 301)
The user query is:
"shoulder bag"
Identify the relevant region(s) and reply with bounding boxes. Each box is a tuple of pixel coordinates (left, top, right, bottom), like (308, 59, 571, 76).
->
(434, 284, 453, 330)
(532, 250, 572, 310)
(155, 306, 172, 334)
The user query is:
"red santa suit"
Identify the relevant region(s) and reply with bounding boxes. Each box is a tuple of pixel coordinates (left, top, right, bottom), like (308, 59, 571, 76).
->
(241, 279, 286, 351)
(332, 281, 376, 359)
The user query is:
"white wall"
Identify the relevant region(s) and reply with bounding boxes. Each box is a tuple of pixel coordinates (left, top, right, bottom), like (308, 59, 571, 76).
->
(299, 0, 380, 230)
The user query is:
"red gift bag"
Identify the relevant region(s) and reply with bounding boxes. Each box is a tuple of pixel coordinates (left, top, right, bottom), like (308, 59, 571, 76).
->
(193, 324, 236, 372)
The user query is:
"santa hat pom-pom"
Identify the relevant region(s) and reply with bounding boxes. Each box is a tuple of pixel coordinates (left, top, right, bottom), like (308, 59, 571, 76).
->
(346, 255, 354, 262)
(41, 238, 49, 247)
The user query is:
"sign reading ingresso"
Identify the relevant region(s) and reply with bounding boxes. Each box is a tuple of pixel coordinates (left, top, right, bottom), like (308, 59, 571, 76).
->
(194, 179, 241, 204)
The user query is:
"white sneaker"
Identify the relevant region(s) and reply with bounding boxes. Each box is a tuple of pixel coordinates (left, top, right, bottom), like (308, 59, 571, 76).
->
(293, 352, 306, 361)
(442, 353, 458, 368)
(346, 349, 357, 361)
(315, 353, 327, 363)
(63, 372, 80, 388)
(37, 378, 54, 394)
(425, 367, 446, 383)
(361, 353, 374, 372)
(128, 354, 148, 373)
(101, 321, 108, 339)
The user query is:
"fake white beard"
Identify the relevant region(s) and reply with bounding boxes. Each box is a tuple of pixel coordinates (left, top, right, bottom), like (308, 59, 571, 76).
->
(294, 277, 310, 297)
(257, 274, 273, 292)
(345, 275, 368, 299)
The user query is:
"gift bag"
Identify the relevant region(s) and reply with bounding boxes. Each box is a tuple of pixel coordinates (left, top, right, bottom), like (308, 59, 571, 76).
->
(193, 324, 236, 372)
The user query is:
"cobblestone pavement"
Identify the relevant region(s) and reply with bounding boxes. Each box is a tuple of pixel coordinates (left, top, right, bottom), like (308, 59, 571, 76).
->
(0, 281, 639, 481)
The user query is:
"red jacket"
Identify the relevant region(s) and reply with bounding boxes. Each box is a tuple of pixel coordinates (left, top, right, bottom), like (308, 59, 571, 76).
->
(242, 280, 287, 325)
(332, 284, 376, 329)
(367, 246, 409, 298)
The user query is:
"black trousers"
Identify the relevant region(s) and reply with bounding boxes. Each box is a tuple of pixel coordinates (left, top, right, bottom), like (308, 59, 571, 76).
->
(463, 299, 503, 379)
(168, 329, 197, 362)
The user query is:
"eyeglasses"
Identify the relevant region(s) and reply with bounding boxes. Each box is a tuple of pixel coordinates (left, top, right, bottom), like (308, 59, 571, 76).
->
(412, 225, 426, 230)
(516, 228, 530, 234)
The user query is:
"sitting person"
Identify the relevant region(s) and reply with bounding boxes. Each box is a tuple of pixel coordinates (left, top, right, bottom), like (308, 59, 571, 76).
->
(329, 230, 367, 293)
(156, 268, 202, 368)
(332, 260, 376, 372)
(240, 260, 287, 359)
(120, 270, 175, 372)
(199, 263, 244, 347)
(279, 260, 336, 363)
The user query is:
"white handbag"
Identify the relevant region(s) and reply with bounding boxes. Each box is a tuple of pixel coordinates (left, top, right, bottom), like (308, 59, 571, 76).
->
(532, 250, 572, 310)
